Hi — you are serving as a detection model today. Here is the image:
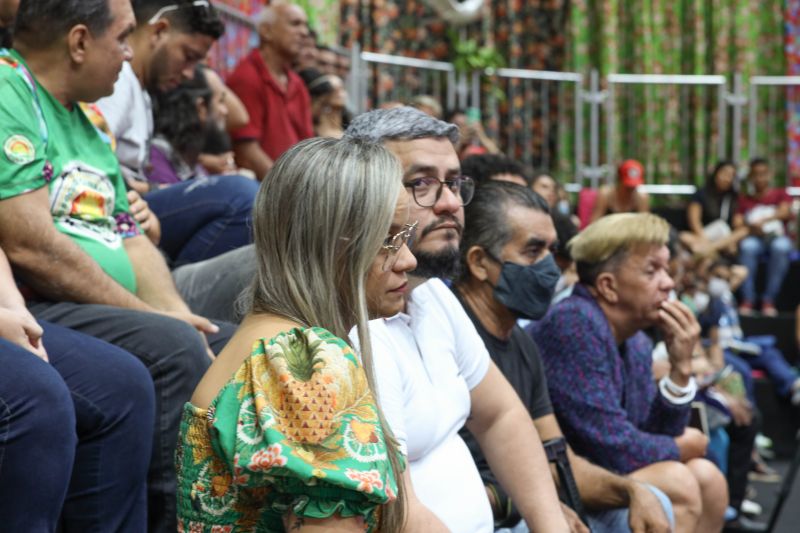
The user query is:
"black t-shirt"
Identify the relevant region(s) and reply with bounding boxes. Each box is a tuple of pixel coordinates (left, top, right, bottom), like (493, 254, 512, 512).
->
(690, 188, 737, 227)
(454, 288, 553, 491)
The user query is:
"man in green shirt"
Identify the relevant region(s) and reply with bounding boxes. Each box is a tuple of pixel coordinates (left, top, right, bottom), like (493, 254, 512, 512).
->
(0, 1, 234, 531)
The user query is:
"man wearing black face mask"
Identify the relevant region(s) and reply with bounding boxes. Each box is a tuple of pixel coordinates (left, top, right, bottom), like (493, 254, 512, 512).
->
(455, 182, 673, 533)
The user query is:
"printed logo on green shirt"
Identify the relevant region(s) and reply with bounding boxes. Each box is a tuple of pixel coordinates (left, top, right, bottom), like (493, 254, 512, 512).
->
(3, 134, 35, 164)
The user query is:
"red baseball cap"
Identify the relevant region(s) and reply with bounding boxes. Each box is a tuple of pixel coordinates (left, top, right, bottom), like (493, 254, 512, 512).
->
(618, 159, 644, 188)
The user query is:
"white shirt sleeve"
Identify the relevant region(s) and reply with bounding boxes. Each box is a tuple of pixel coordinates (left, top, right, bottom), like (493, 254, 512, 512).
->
(95, 62, 152, 179)
(428, 279, 490, 390)
(350, 321, 408, 456)
(96, 63, 133, 140)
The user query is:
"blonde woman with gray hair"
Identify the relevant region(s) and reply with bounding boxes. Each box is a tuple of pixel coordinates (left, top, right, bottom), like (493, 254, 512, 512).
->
(176, 137, 418, 532)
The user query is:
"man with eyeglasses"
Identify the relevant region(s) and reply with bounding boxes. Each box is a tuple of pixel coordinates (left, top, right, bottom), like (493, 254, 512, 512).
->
(345, 107, 570, 532)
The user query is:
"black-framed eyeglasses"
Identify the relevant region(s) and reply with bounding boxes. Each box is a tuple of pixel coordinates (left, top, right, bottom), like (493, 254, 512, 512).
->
(381, 221, 418, 271)
(148, 0, 210, 25)
(404, 175, 475, 208)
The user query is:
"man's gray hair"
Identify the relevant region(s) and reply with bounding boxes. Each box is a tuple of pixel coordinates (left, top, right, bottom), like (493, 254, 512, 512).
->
(345, 106, 460, 145)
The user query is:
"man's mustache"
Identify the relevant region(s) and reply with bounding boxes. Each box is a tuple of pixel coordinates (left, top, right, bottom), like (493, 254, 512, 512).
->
(420, 216, 463, 238)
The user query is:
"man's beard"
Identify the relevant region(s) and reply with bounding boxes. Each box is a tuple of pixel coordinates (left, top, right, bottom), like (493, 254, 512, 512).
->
(412, 246, 461, 280)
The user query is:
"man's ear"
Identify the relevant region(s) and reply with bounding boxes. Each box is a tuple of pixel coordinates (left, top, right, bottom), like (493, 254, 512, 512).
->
(196, 97, 208, 122)
(257, 21, 272, 45)
(67, 24, 91, 65)
(594, 271, 619, 304)
(150, 18, 171, 46)
(466, 245, 492, 282)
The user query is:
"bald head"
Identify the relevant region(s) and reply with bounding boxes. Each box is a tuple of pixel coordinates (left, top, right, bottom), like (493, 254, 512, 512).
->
(257, 2, 308, 61)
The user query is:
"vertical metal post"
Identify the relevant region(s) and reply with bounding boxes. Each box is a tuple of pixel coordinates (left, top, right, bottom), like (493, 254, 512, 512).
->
(471, 71, 481, 111)
(748, 82, 758, 162)
(433, 72, 442, 110)
(458, 72, 469, 109)
(602, 71, 613, 187)
(542, 81, 551, 170)
(575, 78, 584, 185)
(508, 77, 517, 160)
(447, 71, 456, 112)
(680, 84, 689, 180)
(768, 84, 777, 164)
(731, 73, 743, 166)
(717, 83, 727, 160)
(349, 43, 364, 114)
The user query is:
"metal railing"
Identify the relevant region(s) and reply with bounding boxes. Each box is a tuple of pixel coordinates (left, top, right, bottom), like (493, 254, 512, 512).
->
(603, 73, 728, 189)
(747, 76, 800, 182)
(352, 50, 800, 188)
(349, 45, 460, 114)
(482, 69, 583, 182)
(205, 2, 800, 188)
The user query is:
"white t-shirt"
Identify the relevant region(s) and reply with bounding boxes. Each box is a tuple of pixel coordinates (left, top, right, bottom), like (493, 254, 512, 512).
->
(363, 278, 493, 533)
(96, 61, 153, 182)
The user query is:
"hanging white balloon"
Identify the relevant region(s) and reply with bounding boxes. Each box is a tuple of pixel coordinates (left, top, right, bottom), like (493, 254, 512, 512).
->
(423, 0, 484, 25)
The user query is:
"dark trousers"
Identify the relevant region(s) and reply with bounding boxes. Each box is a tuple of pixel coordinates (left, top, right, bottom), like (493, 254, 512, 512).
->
(726, 416, 758, 511)
(0, 322, 154, 532)
(28, 302, 236, 533)
(145, 175, 258, 266)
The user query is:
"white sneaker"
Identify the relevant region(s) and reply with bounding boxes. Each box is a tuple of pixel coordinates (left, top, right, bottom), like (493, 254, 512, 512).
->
(741, 499, 763, 517)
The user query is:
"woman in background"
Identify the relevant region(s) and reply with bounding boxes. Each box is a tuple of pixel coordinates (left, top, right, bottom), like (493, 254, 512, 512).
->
(299, 68, 350, 139)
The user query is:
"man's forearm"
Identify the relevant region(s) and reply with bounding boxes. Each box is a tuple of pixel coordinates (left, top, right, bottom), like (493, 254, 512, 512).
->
(569, 450, 634, 509)
(234, 140, 272, 180)
(0, 248, 26, 310)
(11, 236, 149, 309)
(124, 235, 189, 312)
(469, 405, 567, 532)
(0, 199, 149, 311)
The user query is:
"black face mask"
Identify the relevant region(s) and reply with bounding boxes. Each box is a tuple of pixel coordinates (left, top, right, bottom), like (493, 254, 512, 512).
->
(492, 254, 561, 320)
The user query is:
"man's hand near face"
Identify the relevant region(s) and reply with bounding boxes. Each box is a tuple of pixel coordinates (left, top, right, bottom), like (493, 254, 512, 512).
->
(658, 300, 700, 385)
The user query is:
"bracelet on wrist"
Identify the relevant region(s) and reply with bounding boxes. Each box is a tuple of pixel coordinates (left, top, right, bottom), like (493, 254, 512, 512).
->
(659, 376, 697, 405)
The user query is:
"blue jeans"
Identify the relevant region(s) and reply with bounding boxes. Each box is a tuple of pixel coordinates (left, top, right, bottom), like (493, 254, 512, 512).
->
(738, 235, 793, 304)
(28, 302, 236, 533)
(173, 244, 257, 323)
(496, 484, 674, 533)
(145, 175, 259, 266)
(735, 336, 798, 397)
(0, 322, 154, 532)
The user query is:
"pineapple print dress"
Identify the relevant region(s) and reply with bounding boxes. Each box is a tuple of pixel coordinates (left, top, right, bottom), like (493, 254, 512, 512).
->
(176, 327, 399, 532)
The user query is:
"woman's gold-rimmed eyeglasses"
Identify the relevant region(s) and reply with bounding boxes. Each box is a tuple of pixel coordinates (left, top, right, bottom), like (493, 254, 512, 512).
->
(381, 221, 418, 271)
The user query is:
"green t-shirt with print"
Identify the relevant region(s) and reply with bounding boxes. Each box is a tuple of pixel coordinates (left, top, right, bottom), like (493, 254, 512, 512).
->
(0, 49, 138, 293)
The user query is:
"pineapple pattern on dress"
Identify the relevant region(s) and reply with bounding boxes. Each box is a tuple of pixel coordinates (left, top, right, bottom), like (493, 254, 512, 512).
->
(270, 333, 336, 444)
(176, 327, 398, 532)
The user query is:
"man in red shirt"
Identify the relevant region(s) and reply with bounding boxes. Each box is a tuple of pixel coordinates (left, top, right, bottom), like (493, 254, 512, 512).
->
(733, 157, 795, 316)
(227, 3, 313, 179)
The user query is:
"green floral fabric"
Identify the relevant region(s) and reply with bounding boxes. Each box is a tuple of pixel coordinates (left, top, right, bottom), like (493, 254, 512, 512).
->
(176, 327, 398, 532)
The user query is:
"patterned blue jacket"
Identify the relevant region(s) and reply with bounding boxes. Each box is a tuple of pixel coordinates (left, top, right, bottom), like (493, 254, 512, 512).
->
(528, 284, 690, 474)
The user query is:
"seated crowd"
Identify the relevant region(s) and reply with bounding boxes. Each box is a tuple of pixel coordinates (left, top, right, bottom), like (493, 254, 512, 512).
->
(0, 1, 796, 532)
